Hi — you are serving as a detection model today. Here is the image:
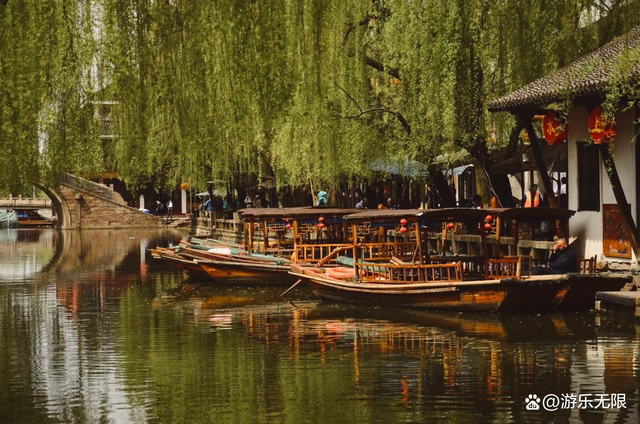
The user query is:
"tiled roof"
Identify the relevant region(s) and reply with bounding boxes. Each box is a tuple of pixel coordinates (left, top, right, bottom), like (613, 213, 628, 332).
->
(488, 26, 640, 112)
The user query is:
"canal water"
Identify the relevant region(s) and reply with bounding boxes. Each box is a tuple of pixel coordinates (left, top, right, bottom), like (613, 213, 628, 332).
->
(1, 228, 639, 423)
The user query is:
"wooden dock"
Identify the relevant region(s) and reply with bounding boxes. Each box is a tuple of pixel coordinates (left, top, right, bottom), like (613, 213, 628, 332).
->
(595, 280, 640, 317)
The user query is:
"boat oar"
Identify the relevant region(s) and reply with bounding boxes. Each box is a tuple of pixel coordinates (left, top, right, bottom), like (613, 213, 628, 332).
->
(281, 279, 302, 298)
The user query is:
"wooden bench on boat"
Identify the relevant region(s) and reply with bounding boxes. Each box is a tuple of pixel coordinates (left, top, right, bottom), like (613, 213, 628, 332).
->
(357, 260, 464, 283)
(485, 255, 532, 280)
(428, 255, 485, 278)
(530, 255, 596, 274)
(578, 255, 596, 273)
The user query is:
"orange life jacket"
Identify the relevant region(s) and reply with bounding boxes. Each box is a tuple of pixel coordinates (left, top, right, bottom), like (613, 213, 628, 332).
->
(524, 190, 541, 207)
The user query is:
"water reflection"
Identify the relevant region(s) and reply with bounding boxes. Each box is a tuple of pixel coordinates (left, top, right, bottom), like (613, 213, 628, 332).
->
(156, 282, 640, 423)
(1, 229, 640, 423)
(0, 229, 58, 280)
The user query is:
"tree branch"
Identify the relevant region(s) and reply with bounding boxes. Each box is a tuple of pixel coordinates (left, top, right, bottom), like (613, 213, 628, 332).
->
(333, 81, 362, 113)
(365, 56, 400, 79)
(334, 107, 411, 135)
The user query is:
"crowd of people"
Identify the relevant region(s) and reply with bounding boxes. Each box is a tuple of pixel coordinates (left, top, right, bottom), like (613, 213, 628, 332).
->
(152, 178, 566, 218)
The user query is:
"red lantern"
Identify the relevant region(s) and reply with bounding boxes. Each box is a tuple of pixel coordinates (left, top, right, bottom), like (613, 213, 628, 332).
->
(542, 111, 568, 145)
(318, 216, 325, 223)
(484, 223, 492, 230)
(399, 227, 407, 233)
(446, 223, 455, 229)
(400, 218, 408, 225)
(285, 224, 292, 229)
(485, 215, 493, 222)
(317, 223, 325, 229)
(589, 107, 616, 144)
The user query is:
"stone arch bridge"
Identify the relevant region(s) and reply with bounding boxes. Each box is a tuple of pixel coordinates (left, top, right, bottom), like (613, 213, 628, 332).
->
(35, 174, 159, 229)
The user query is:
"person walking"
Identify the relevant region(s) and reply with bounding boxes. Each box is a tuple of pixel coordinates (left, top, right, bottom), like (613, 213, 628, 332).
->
(155, 200, 164, 219)
(166, 199, 173, 222)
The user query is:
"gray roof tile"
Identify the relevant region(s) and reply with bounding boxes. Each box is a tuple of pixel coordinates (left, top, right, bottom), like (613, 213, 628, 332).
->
(488, 26, 640, 112)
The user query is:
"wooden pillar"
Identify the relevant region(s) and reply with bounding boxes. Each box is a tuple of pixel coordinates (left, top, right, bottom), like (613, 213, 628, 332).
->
(263, 220, 270, 253)
(292, 219, 299, 261)
(414, 219, 422, 263)
(525, 120, 558, 208)
(247, 219, 254, 252)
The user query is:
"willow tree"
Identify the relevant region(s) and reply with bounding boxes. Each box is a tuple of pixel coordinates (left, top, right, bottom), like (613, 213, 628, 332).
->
(0, 0, 101, 194)
(342, 0, 640, 206)
(3, 0, 640, 204)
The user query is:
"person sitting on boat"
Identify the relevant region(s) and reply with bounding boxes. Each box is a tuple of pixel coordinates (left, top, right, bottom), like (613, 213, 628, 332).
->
(532, 237, 577, 275)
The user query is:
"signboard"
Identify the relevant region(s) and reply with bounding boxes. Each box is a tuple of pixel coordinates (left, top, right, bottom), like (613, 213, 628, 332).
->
(603, 204, 631, 258)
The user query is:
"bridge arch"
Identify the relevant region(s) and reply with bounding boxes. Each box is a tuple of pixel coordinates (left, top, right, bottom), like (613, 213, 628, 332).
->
(32, 174, 159, 229)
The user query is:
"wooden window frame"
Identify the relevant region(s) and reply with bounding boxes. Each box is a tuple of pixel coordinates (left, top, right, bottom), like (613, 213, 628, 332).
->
(576, 141, 600, 212)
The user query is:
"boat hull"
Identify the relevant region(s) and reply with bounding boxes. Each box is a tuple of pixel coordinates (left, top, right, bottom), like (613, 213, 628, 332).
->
(291, 265, 630, 313)
(290, 264, 523, 312)
(553, 272, 633, 309)
(198, 261, 297, 285)
(305, 280, 505, 311)
(150, 247, 212, 280)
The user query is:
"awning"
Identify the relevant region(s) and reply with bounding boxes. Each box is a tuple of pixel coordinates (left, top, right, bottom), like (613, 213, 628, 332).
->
(445, 164, 474, 175)
(195, 189, 225, 197)
(369, 156, 427, 177)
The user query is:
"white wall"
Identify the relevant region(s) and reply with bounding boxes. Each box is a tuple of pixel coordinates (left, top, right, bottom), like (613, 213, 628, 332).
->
(567, 105, 636, 261)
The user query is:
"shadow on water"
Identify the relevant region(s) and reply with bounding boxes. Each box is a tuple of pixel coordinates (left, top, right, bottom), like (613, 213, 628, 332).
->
(0, 227, 188, 283)
(155, 276, 639, 345)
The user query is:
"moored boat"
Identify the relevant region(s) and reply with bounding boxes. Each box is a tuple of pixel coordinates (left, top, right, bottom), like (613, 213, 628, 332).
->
(153, 207, 360, 285)
(14, 207, 54, 227)
(150, 246, 212, 280)
(289, 262, 566, 312)
(0, 210, 18, 228)
(288, 207, 634, 312)
(552, 272, 633, 309)
(197, 259, 296, 285)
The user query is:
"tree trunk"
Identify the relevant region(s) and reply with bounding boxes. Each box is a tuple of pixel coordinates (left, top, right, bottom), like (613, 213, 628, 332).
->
(599, 144, 640, 262)
(428, 165, 456, 207)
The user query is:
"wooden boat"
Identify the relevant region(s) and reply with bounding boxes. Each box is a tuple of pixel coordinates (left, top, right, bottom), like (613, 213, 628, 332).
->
(289, 262, 564, 312)
(149, 246, 212, 280)
(287, 207, 633, 312)
(0, 210, 18, 228)
(14, 207, 54, 227)
(155, 207, 362, 285)
(152, 241, 298, 285)
(552, 272, 633, 309)
(197, 260, 297, 285)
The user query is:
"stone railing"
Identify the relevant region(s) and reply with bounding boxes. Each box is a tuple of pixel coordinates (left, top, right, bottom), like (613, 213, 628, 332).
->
(0, 196, 52, 208)
(58, 173, 117, 203)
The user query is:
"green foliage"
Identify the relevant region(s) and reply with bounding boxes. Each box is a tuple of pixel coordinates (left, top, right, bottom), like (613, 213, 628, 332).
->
(2, 0, 640, 195)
